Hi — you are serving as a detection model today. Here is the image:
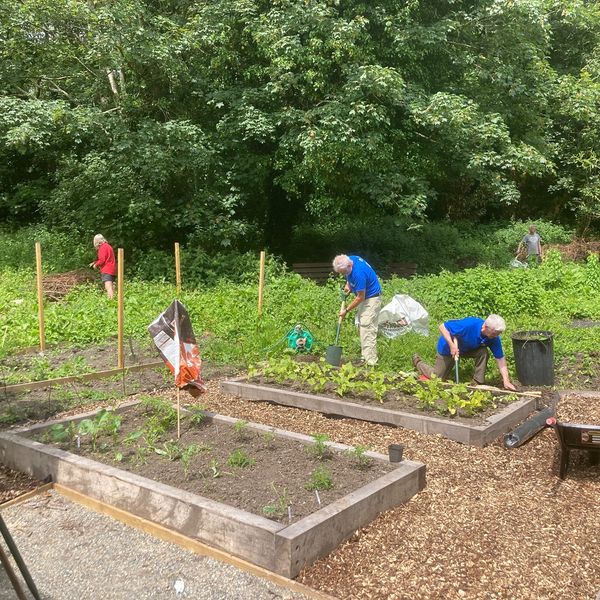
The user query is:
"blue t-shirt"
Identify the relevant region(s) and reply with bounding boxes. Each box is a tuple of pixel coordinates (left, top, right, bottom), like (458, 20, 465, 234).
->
(346, 256, 381, 299)
(437, 317, 504, 359)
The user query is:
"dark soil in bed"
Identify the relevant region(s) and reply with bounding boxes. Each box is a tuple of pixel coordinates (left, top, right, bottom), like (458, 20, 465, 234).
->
(0, 341, 239, 426)
(34, 403, 394, 524)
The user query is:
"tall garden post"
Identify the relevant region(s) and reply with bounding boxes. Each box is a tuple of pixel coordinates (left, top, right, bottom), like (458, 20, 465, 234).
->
(176, 387, 181, 439)
(258, 250, 266, 317)
(174, 242, 181, 297)
(34, 242, 46, 351)
(117, 248, 124, 369)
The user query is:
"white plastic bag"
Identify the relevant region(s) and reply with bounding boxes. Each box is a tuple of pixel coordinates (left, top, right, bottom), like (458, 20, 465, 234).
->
(377, 294, 429, 338)
(509, 256, 528, 269)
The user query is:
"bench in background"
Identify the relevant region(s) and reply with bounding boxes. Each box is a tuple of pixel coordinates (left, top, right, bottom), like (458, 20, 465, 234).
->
(291, 262, 335, 284)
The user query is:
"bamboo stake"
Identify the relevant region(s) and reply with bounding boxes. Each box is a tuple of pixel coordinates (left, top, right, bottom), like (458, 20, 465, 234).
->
(174, 242, 181, 297)
(35, 242, 46, 352)
(117, 248, 124, 369)
(176, 387, 181, 439)
(258, 250, 266, 317)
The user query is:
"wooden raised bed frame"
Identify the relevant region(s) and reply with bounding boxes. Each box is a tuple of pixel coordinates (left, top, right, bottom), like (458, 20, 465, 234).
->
(0, 407, 425, 579)
(221, 378, 538, 447)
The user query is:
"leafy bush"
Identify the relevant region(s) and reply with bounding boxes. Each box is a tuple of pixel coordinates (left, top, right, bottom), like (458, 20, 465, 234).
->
(286, 217, 574, 274)
(0, 226, 89, 273)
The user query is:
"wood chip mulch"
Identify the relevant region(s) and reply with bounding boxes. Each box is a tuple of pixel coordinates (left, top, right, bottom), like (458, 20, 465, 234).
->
(557, 391, 600, 424)
(2, 380, 599, 599)
(182, 381, 600, 600)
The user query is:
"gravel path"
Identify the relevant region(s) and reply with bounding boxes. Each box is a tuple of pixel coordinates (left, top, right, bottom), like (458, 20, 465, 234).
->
(0, 490, 316, 600)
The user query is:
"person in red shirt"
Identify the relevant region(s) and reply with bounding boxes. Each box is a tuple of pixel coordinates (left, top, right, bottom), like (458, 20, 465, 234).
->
(89, 234, 116, 299)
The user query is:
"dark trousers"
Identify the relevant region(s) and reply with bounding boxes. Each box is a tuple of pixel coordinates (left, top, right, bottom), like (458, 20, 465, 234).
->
(416, 347, 489, 384)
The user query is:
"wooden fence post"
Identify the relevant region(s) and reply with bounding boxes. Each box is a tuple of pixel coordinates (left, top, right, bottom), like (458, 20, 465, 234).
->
(117, 248, 124, 369)
(258, 250, 266, 317)
(174, 242, 181, 297)
(35, 242, 46, 352)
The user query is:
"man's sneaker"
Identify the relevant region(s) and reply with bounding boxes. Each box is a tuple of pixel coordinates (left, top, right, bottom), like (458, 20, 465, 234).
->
(418, 374, 430, 381)
(411, 353, 422, 368)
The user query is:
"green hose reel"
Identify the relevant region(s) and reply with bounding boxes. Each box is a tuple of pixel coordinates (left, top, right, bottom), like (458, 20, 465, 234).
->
(286, 324, 314, 352)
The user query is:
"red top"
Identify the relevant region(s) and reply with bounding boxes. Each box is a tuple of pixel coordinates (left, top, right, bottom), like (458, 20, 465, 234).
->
(95, 242, 116, 276)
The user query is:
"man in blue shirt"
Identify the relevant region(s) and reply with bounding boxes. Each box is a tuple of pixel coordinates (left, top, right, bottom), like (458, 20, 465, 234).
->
(332, 254, 382, 366)
(413, 315, 516, 390)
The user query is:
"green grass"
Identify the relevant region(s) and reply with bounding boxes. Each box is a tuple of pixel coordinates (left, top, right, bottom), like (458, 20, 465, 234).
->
(1, 251, 600, 383)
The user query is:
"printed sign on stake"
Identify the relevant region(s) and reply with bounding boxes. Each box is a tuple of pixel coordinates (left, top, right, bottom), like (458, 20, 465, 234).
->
(148, 300, 206, 397)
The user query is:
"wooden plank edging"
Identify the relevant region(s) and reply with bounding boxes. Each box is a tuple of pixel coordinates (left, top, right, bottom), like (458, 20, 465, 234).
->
(1, 360, 165, 394)
(221, 378, 537, 447)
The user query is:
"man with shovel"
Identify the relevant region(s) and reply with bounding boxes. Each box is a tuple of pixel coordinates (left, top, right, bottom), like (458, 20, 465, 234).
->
(412, 314, 517, 390)
(332, 255, 382, 367)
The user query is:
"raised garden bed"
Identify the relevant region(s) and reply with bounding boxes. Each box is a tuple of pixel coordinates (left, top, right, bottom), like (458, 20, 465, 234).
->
(0, 399, 425, 578)
(222, 373, 538, 447)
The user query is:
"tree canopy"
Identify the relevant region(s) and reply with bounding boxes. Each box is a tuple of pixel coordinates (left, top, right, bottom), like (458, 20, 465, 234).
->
(1, 0, 599, 253)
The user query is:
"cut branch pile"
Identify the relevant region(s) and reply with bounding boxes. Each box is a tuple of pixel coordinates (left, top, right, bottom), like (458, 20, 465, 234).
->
(546, 238, 600, 261)
(42, 270, 96, 301)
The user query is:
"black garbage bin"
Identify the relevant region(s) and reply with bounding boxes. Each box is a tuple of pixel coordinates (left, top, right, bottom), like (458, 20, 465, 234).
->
(511, 330, 554, 386)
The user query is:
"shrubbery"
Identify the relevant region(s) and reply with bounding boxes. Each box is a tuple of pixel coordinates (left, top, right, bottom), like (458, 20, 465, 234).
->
(286, 218, 574, 274)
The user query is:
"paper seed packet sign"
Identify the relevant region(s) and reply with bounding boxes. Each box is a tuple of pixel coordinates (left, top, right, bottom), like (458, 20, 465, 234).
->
(148, 300, 206, 397)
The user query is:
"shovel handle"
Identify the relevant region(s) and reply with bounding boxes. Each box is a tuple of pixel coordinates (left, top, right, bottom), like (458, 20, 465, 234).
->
(338, 300, 346, 325)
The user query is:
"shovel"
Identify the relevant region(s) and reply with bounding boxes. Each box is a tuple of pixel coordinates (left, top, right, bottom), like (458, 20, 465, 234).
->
(325, 299, 346, 367)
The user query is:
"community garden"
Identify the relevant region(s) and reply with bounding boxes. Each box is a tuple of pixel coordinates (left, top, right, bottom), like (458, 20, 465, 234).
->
(2, 0, 600, 594)
(0, 223, 599, 598)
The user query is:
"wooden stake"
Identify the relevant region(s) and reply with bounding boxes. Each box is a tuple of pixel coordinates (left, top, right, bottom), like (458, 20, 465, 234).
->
(35, 242, 45, 352)
(117, 248, 124, 369)
(176, 387, 181, 439)
(258, 250, 266, 317)
(174, 242, 181, 297)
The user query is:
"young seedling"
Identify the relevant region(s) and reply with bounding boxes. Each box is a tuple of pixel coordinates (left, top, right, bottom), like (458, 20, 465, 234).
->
(78, 418, 101, 451)
(305, 466, 334, 491)
(135, 445, 149, 466)
(188, 405, 207, 426)
(226, 448, 255, 468)
(347, 445, 373, 470)
(181, 443, 203, 479)
(154, 439, 182, 461)
(262, 483, 290, 520)
(233, 419, 249, 440)
(209, 458, 221, 478)
(262, 429, 275, 447)
(123, 429, 144, 446)
(308, 433, 332, 461)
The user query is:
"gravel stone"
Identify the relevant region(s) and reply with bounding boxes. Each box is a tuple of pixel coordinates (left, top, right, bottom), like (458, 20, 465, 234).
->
(0, 491, 315, 600)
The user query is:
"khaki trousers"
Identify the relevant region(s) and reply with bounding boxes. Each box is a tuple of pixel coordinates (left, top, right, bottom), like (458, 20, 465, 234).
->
(416, 346, 489, 384)
(356, 296, 381, 366)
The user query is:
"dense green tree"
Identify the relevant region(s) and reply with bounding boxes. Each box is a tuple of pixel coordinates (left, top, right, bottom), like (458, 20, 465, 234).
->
(0, 0, 599, 253)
